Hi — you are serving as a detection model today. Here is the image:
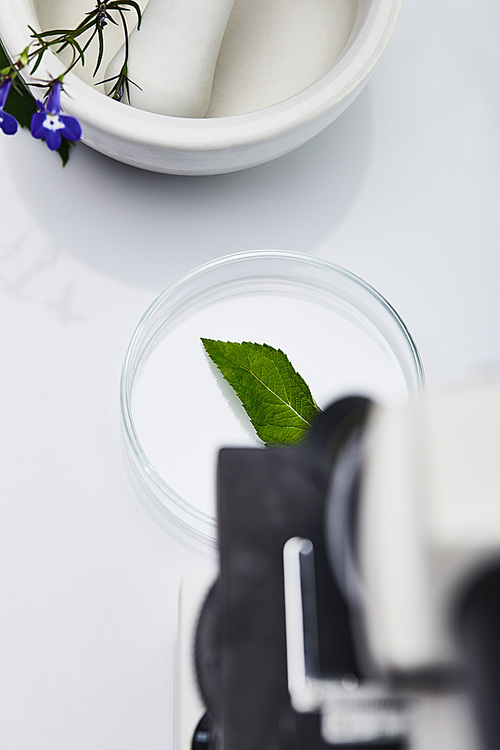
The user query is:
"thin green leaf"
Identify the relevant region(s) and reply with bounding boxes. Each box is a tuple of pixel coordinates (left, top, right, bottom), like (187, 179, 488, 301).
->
(81, 25, 99, 58)
(202, 339, 321, 446)
(117, 7, 130, 57)
(62, 36, 86, 72)
(94, 26, 105, 76)
(28, 51, 45, 75)
(110, 1, 142, 29)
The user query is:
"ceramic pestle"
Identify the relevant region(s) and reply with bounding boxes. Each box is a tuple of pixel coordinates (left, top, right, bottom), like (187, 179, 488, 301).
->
(104, 0, 236, 117)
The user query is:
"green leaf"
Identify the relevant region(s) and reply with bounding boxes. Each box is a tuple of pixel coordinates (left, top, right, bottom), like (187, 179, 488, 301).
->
(202, 339, 321, 446)
(0, 40, 37, 128)
(56, 138, 74, 166)
(0, 39, 74, 165)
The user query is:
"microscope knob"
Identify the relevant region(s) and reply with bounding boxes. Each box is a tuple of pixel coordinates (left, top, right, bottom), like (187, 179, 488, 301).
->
(194, 577, 223, 724)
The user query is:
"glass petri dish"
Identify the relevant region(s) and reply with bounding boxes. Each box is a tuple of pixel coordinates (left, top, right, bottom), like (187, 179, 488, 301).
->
(120, 250, 425, 552)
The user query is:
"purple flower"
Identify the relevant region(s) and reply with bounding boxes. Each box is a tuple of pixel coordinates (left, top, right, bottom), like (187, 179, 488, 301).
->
(0, 78, 19, 136)
(31, 80, 82, 151)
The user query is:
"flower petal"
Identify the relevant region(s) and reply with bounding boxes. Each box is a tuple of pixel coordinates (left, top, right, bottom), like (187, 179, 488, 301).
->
(0, 109, 18, 135)
(46, 81, 62, 113)
(44, 128, 62, 151)
(0, 78, 13, 110)
(60, 115, 82, 142)
(30, 112, 47, 139)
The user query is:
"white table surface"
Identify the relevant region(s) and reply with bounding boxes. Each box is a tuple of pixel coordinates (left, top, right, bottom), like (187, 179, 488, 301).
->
(1, 1, 499, 748)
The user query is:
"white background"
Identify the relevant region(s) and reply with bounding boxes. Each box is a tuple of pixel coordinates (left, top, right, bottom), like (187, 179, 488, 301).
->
(1, 0, 499, 747)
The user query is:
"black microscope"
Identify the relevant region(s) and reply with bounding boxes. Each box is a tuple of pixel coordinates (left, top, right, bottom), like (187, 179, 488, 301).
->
(178, 379, 500, 750)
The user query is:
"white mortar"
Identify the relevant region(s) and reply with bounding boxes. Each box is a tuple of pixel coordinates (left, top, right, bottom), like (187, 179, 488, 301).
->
(1, 0, 402, 174)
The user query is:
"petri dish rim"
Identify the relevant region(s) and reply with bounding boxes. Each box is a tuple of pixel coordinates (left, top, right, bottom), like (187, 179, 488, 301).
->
(120, 250, 425, 547)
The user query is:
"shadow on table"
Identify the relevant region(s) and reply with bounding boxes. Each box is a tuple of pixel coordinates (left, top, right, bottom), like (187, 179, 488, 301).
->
(6, 89, 373, 291)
